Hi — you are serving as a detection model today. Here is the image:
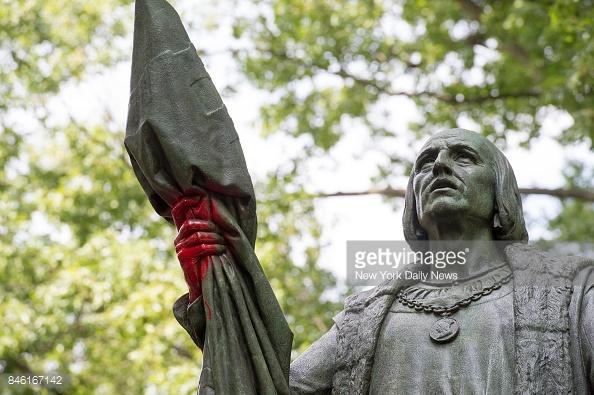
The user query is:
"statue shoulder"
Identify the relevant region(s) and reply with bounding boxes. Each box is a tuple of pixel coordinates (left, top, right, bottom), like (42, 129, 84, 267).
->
(504, 242, 594, 278)
(333, 277, 406, 328)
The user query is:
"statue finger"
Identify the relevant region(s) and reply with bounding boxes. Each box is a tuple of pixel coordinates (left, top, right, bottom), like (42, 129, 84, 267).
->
(171, 198, 200, 228)
(175, 231, 225, 250)
(177, 244, 226, 261)
(174, 219, 218, 245)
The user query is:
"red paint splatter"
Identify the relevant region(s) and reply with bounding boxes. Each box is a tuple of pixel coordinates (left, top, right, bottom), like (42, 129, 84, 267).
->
(203, 298, 213, 320)
(172, 197, 216, 315)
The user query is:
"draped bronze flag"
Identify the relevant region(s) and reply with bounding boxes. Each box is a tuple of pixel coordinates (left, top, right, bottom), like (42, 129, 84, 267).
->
(125, 1, 292, 393)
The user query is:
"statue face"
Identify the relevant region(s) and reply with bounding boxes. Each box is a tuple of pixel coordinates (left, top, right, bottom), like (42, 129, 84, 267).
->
(413, 130, 496, 232)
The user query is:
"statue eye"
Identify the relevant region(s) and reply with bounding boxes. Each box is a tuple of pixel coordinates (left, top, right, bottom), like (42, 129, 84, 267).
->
(415, 150, 438, 173)
(454, 151, 476, 164)
(416, 158, 434, 172)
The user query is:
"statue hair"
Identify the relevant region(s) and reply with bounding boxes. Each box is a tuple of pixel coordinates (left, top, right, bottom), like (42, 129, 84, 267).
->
(403, 129, 529, 247)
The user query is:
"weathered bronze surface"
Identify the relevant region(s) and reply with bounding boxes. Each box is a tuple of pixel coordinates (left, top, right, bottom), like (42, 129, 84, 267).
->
(126, 1, 594, 393)
(429, 317, 459, 343)
(126, 1, 291, 394)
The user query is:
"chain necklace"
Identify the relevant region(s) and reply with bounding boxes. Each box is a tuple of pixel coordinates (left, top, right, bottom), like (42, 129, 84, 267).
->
(397, 266, 513, 343)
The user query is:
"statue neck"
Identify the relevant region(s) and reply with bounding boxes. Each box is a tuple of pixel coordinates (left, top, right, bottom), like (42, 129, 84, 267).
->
(425, 219, 505, 283)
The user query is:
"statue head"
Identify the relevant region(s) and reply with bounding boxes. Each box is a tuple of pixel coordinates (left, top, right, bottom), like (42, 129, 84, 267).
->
(403, 128, 528, 245)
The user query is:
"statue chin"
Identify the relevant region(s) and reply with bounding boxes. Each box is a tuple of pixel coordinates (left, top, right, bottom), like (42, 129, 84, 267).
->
(420, 197, 469, 223)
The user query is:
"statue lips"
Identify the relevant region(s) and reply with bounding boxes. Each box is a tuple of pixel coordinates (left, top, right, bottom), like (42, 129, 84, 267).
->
(428, 178, 460, 194)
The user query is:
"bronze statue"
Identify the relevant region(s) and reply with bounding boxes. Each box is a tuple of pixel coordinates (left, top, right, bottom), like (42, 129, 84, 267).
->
(125, 1, 594, 393)
(174, 129, 594, 394)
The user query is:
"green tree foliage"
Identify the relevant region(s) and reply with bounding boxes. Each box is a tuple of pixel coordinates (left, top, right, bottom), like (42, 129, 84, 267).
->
(2, 121, 200, 393)
(255, 169, 342, 354)
(550, 162, 594, 241)
(234, 0, 594, 144)
(1, 0, 341, 393)
(0, 0, 129, 107)
(1, 2, 201, 392)
(231, 0, 594, 239)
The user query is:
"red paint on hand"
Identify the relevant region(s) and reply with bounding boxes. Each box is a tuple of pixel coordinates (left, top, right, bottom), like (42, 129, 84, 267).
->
(172, 197, 225, 305)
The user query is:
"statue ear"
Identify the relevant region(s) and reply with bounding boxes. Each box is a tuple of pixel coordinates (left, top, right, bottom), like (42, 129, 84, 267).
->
(415, 228, 427, 239)
(493, 205, 502, 229)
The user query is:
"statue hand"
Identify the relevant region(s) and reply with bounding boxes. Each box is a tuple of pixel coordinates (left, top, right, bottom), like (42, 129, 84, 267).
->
(174, 218, 226, 303)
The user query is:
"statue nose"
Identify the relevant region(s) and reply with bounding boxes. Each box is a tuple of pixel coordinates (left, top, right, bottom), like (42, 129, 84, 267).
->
(432, 151, 453, 176)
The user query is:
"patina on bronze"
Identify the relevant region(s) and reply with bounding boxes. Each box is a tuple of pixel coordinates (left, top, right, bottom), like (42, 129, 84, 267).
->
(125, 1, 291, 393)
(125, 1, 594, 393)
(169, 122, 594, 393)
(397, 264, 513, 343)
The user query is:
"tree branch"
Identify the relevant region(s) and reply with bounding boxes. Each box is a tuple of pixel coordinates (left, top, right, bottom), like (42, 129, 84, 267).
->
(171, 344, 195, 360)
(315, 187, 594, 202)
(517, 187, 594, 201)
(266, 47, 539, 104)
(335, 66, 540, 103)
(162, 338, 196, 361)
